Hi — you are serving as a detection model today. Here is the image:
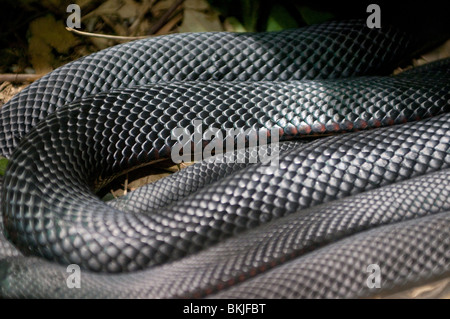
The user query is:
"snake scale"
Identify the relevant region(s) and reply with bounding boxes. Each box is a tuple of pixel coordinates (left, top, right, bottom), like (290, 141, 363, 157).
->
(0, 19, 449, 298)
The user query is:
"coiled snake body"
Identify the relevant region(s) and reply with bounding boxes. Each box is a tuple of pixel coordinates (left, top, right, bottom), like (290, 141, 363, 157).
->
(0, 20, 449, 298)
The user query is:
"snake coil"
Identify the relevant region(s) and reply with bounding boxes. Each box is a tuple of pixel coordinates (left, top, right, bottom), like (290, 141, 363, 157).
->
(0, 19, 449, 298)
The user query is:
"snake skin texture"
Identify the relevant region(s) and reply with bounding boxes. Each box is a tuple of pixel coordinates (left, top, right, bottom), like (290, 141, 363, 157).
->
(0, 19, 449, 298)
(0, 177, 20, 258)
(1, 167, 449, 298)
(0, 19, 414, 157)
(210, 212, 450, 299)
(2, 60, 450, 271)
(107, 141, 306, 213)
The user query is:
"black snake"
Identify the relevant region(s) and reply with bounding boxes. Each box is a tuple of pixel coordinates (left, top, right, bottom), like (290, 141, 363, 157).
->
(0, 19, 449, 298)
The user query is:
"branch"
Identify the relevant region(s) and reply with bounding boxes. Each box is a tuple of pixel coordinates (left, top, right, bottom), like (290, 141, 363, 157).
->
(148, 0, 185, 35)
(0, 74, 43, 83)
(65, 27, 151, 40)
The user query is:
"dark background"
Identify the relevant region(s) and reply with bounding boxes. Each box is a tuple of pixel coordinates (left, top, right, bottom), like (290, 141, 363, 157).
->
(0, 0, 448, 74)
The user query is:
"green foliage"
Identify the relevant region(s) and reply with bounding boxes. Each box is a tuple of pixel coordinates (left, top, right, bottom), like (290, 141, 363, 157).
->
(266, 4, 300, 31)
(0, 157, 8, 176)
(209, 0, 335, 32)
(295, 5, 335, 25)
(209, 0, 261, 31)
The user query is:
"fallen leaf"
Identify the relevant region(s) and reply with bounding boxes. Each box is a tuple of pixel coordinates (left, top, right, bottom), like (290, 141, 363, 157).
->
(28, 15, 78, 73)
(179, 0, 224, 33)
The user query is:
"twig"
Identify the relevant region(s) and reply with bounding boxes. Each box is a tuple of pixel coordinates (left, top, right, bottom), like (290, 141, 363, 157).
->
(110, 189, 118, 199)
(148, 0, 185, 35)
(66, 27, 151, 40)
(0, 74, 43, 83)
(123, 173, 129, 196)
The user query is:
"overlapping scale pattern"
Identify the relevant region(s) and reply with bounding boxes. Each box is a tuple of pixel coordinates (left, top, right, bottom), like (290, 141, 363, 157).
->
(0, 20, 413, 156)
(0, 19, 449, 299)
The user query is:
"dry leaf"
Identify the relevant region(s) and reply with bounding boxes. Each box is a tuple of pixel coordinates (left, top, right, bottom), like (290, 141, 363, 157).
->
(179, 0, 223, 33)
(28, 15, 78, 73)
